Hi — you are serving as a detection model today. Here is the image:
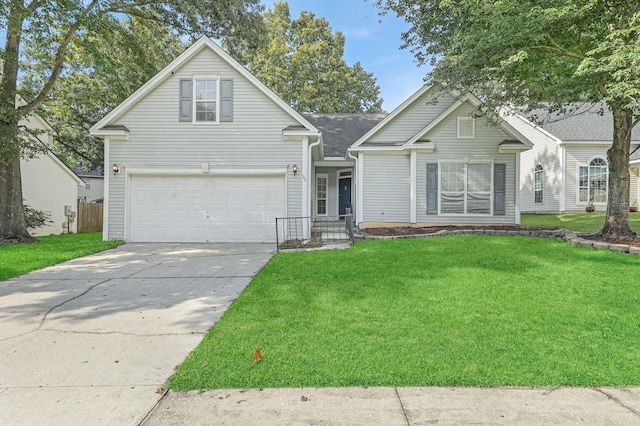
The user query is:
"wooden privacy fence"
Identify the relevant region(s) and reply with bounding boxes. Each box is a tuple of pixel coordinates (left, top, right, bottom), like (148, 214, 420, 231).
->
(77, 202, 103, 233)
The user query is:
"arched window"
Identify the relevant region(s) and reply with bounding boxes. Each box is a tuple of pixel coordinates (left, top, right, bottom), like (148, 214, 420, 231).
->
(534, 165, 544, 204)
(579, 157, 607, 204)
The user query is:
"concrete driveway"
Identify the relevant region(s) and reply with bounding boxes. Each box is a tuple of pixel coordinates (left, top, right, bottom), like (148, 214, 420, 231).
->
(0, 243, 275, 426)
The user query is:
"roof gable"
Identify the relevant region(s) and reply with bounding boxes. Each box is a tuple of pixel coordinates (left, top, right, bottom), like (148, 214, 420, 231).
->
(91, 37, 317, 134)
(351, 84, 435, 148)
(351, 86, 532, 151)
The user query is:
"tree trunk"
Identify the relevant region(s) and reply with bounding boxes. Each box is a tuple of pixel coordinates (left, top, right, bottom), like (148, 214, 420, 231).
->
(0, 2, 34, 243)
(599, 107, 636, 239)
(0, 157, 34, 243)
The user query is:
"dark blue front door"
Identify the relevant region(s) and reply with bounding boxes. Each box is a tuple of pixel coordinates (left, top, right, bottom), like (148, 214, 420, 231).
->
(338, 177, 352, 217)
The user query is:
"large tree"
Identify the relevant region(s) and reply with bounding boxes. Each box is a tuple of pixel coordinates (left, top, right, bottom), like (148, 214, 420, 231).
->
(20, 17, 186, 171)
(227, 1, 383, 113)
(0, 0, 264, 243)
(376, 0, 640, 238)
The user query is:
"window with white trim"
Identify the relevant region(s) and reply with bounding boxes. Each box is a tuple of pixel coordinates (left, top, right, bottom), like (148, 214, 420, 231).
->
(195, 78, 218, 122)
(457, 117, 475, 138)
(440, 162, 491, 214)
(316, 174, 328, 216)
(85, 177, 91, 190)
(579, 157, 607, 203)
(534, 165, 543, 204)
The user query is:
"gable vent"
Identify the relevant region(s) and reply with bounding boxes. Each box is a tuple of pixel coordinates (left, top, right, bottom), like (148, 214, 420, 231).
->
(457, 117, 475, 138)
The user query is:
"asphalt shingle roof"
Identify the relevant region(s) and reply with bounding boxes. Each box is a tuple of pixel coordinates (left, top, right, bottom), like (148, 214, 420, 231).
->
(530, 103, 640, 142)
(304, 113, 387, 158)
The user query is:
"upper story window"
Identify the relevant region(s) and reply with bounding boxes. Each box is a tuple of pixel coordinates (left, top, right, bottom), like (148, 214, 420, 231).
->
(179, 77, 233, 123)
(84, 178, 91, 190)
(534, 165, 543, 204)
(195, 78, 218, 122)
(579, 157, 607, 204)
(457, 117, 475, 138)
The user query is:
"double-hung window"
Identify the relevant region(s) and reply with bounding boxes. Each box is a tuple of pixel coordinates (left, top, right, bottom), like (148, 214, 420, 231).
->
(180, 76, 233, 123)
(579, 157, 607, 204)
(194, 78, 218, 122)
(534, 165, 544, 203)
(440, 162, 492, 214)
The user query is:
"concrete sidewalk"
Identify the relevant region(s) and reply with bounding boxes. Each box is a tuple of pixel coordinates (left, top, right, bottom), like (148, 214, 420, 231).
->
(144, 386, 640, 425)
(0, 243, 275, 426)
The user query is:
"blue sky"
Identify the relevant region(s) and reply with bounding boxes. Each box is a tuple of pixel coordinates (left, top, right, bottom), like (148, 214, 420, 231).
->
(262, 0, 431, 112)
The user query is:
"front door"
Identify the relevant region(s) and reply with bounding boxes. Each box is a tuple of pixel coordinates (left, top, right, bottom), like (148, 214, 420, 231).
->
(338, 177, 352, 217)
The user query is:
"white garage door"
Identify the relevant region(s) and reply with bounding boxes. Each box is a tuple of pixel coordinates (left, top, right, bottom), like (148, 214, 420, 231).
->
(128, 175, 285, 242)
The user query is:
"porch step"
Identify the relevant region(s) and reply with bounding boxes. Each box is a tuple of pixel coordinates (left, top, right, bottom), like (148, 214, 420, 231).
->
(312, 220, 351, 242)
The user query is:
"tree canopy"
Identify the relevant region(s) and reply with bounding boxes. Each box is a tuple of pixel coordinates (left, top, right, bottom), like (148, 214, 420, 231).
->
(0, 0, 264, 242)
(228, 1, 383, 114)
(20, 17, 186, 171)
(376, 0, 640, 238)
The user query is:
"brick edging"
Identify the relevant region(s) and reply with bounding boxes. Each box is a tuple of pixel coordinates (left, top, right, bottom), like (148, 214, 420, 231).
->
(357, 229, 640, 256)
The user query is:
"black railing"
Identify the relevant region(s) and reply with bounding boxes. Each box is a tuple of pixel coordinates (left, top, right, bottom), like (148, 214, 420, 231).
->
(276, 214, 354, 252)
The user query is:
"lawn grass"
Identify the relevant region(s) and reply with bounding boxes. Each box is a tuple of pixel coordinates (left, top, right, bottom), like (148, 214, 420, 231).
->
(170, 235, 640, 390)
(0, 232, 123, 281)
(521, 212, 640, 233)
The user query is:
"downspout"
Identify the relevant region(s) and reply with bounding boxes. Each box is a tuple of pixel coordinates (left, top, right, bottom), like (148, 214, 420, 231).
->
(307, 136, 322, 238)
(347, 149, 359, 225)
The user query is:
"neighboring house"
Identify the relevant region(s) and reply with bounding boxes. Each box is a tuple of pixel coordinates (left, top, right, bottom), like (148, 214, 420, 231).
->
(510, 105, 640, 213)
(73, 167, 105, 203)
(18, 98, 83, 236)
(90, 37, 535, 243)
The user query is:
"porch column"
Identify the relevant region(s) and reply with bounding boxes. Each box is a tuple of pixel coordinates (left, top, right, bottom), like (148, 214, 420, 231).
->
(515, 152, 521, 224)
(410, 150, 417, 224)
(559, 144, 566, 212)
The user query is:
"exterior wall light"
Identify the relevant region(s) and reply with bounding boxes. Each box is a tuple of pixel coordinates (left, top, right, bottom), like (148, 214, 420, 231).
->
(112, 163, 120, 175)
(292, 164, 298, 176)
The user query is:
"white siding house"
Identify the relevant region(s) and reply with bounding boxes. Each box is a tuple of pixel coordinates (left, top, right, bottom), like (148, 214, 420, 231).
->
(18, 100, 83, 236)
(509, 105, 640, 213)
(91, 37, 320, 243)
(350, 86, 533, 228)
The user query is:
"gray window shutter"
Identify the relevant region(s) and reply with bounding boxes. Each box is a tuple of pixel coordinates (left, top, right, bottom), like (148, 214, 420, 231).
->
(220, 78, 233, 122)
(426, 163, 438, 215)
(179, 79, 192, 122)
(494, 163, 506, 215)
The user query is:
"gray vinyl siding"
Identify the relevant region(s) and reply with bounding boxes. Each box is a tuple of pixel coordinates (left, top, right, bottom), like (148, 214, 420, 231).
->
(362, 153, 411, 222)
(414, 102, 518, 225)
(105, 47, 305, 239)
(507, 115, 562, 213)
(367, 89, 456, 144)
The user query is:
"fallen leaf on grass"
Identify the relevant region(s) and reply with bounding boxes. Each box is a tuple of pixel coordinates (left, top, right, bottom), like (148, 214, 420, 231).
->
(253, 347, 263, 363)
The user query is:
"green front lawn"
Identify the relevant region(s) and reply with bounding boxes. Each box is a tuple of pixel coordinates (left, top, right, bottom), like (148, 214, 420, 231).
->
(0, 232, 123, 281)
(170, 235, 640, 389)
(521, 212, 640, 233)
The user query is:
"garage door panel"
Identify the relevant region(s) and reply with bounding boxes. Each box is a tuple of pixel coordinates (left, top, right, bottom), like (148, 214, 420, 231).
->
(128, 175, 285, 242)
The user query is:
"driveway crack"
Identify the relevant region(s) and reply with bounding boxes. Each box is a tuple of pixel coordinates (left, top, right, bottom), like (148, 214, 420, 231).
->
(38, 328, 205, 337)
(594, 388, 640, 418)
(39, 279, 112, 327)
(395, 387, 411, 425)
